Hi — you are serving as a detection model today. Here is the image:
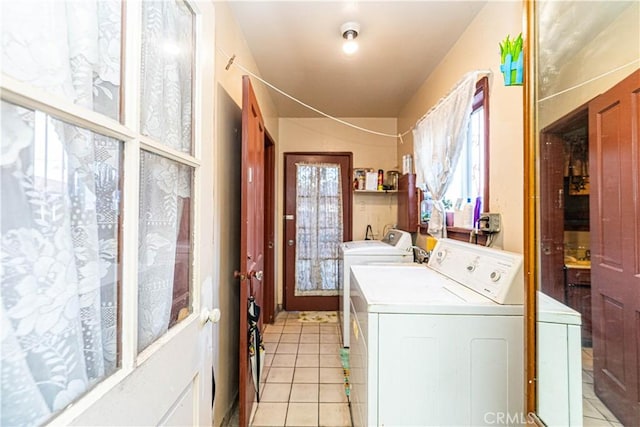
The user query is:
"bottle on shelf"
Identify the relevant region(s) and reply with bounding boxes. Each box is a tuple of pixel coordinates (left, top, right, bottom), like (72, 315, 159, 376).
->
(421, 191, 433, 222)
(462, 197, 474, 228)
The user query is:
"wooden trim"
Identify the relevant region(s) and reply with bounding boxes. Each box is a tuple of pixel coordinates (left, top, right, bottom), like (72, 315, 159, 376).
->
(282, 152, 353, 311)
(263, 130, 276, 324)
(477, 76, 490, 212)
(523, 0, 538, 418)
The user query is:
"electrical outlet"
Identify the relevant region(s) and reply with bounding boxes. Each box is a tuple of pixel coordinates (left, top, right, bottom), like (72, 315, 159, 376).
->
(478, 213, 501, 233)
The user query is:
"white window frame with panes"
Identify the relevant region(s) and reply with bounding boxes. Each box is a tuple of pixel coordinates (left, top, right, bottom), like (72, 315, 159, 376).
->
(1, 1, 215, 425)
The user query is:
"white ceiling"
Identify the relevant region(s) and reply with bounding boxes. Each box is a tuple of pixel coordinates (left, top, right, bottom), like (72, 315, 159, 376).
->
(226, 1, 487, 117)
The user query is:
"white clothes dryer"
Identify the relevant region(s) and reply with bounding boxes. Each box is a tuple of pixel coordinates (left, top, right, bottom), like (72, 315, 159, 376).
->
(349, 238, 525, 427)
(338, 229, 413, 347)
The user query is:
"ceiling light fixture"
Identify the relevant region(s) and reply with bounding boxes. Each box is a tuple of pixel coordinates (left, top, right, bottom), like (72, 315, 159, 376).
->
(341, 22, 360, 55)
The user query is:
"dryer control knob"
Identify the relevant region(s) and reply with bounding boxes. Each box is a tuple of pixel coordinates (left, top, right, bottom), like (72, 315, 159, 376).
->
(466, 264, 476, 272)
(490, 271, 501, 282)
(435, 249, 447, 263)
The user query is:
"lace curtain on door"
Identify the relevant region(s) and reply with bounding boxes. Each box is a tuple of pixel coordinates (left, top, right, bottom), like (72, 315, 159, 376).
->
(295, 163, 343, 296)
(1, 1, 122, 425)
(137, 0, 194, 352)
(0, 0, 194, 423)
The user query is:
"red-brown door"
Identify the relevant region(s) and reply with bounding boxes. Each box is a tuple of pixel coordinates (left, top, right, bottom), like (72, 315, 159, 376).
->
(539, 131, 566, 303)
(283, 152, 352, 311)
(263, 131, 276, 324)
(589, 68, 640, 426)
(238, 76, 265, 427)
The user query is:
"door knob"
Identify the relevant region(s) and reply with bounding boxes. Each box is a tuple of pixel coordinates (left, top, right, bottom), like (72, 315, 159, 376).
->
(252, 270, 264, 281)
(288, 239, 294, 246)
(201, 308, 221, 325)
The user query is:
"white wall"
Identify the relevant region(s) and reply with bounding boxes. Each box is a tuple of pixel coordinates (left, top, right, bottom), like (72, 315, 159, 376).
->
(397, 1, 524, 253)
(212, 2, 280, 425)
(277, 117, 398, 305)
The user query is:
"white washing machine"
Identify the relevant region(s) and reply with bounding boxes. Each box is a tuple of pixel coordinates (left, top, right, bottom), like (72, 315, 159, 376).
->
(338, 229, 413, 347)
(349, 238, 524, 427)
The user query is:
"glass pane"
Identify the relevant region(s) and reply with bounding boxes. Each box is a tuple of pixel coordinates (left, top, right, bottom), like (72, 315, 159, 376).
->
(469, 107, 484, 199)
(1, 1, 122, 120)
(1, 100, 123, 426)
(445, 107, 484, 205)
(294, 163, 343, 296)
(140, 0, 194, 154)
(137, 151, 192, 353)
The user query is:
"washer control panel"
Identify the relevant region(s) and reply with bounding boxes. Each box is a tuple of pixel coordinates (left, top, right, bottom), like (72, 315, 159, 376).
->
(381, 229, 413, 252)
(428, 238, 523, 304)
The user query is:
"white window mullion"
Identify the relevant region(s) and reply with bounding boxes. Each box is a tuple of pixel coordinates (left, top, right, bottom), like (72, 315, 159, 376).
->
(0, 77, 135, 141)
(140, 135, 200, 168)
(120, 0, 143, 369)
(120, 139, 140, 370)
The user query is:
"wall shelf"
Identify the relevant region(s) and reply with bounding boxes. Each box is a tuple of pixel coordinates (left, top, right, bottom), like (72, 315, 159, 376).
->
(353, 190, 397, 194)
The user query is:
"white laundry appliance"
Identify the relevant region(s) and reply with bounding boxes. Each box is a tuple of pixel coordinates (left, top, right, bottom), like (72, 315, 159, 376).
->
(338, 229, 413, 347)
(349, 238, 524, 427)
(537, 292, 583, 426)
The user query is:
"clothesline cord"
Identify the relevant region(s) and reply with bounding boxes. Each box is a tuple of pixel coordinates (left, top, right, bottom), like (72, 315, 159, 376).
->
(538, 58, 639, 103)
(217, 46, 414, 140)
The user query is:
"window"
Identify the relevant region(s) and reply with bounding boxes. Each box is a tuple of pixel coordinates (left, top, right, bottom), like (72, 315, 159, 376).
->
(1, 0, 199, 423)
(442, 77, 490, 218)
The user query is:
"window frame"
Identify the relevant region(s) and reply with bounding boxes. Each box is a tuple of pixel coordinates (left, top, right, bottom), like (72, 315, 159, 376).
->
(0, 0, 203, 419)
(419, 76, 490, 235)
(473, 76, 490, 212)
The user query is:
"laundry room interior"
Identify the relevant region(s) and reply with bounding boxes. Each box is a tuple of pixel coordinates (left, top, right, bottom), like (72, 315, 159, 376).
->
(1, 1, 638, 427)
(214, 1, 638, 425)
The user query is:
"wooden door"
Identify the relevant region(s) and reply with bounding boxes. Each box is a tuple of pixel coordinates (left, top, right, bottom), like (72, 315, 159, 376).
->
(263, 131, 276, 324)
(283, 152, 352, 311)
(539, 132, 567, 302)
(589, 68, 640, 426)
(238, 76, 265, 427)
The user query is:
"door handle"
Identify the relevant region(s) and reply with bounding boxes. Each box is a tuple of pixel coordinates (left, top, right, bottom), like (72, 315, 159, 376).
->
(288, 239, 294, 246)
(252, 270, 264, 281)
(234, 270, 248, 280)
(200, 308, 221, 325)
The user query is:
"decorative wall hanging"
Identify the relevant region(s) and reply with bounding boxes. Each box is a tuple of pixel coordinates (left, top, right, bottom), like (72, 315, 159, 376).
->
(499, 33, 523, 86)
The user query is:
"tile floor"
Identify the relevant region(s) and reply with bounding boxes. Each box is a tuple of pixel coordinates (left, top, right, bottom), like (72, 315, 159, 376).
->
(248, 311, 352, 427)
(581, 347, 623, 426)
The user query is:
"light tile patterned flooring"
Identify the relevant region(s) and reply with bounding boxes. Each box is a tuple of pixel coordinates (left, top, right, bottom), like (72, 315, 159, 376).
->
(582, 348, 623, 426)
(249, 311, 352, 427)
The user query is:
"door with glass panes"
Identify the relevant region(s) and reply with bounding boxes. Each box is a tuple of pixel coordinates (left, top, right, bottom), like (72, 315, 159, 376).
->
(0, 1, 215, 425)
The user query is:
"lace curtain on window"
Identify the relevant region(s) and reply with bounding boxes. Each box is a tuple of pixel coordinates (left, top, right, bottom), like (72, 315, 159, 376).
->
(295, 163, 343, 296)
(137, 0, 194, 352)
(413, 71, 482, 237)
